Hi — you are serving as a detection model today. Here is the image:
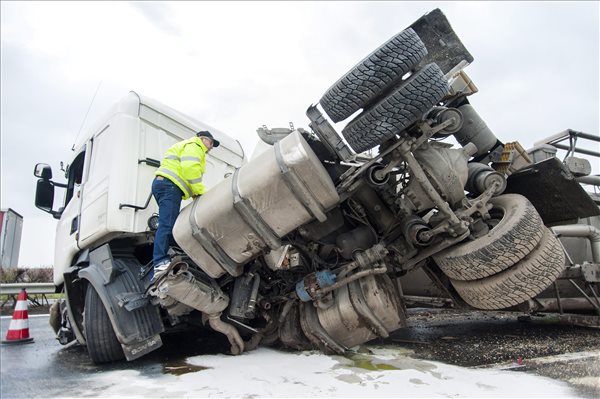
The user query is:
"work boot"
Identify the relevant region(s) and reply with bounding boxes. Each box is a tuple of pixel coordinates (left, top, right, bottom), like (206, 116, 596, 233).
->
(151, 260, 171, 284)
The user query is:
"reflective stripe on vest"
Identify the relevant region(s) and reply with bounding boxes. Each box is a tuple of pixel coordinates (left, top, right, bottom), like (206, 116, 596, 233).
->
(164, 155, 202, 163)
(157, 167, 193, 198)
(181, 156, 201, 162)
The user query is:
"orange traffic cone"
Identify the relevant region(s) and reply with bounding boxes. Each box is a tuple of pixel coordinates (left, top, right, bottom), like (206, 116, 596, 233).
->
(2, 288, 34, 344)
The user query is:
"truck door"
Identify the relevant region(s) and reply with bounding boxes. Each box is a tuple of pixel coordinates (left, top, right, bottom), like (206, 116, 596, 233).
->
(54, 147, 89, 275)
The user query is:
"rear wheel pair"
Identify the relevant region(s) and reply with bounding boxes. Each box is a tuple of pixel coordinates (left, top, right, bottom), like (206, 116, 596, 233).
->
(433, 194, 566, 310)
(319, 28, 449, 154)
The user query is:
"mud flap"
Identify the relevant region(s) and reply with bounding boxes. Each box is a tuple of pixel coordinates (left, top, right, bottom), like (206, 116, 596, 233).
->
(79, 244, 164, 361)
(505, 157, 600, 225)
(409, 8, 474, 75)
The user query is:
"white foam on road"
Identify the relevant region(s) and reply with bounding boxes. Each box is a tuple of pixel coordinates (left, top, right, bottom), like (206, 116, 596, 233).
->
(82, 346, 577, 398)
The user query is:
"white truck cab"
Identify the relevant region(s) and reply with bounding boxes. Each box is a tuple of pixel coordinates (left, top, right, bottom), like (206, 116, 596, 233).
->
(35, 92, 245, 286)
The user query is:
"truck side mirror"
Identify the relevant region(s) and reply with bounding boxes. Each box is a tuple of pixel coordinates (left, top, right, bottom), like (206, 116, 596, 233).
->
(35, 179, 55, 215)
(34, 163, 53, 180)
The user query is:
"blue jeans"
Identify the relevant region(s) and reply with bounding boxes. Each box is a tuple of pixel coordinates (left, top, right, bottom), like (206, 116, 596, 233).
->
(152, 177, 183, 266)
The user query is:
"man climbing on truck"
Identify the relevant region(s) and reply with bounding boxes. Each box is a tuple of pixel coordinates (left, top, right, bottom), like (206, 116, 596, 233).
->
(151, 130, 220, 282)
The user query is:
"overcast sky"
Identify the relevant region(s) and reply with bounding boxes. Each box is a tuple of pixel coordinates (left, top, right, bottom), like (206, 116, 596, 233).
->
(1, 1, 598, 267)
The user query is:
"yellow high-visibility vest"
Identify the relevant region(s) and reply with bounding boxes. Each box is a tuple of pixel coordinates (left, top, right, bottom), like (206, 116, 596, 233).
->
(156, 137, 208, 200)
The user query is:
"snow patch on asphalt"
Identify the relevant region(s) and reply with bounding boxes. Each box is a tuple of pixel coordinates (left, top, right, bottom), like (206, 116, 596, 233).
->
(83, 346, 577, 397)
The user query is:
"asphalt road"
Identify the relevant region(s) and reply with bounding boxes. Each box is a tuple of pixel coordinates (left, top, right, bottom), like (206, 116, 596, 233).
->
(387, 309, 600, 397)
(1, 309, 599, 398)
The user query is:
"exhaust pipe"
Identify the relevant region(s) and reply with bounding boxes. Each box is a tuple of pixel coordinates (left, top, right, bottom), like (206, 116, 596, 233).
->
(155, 262, 229, 314)
(208, 313, 245, 355)
(154, 262, 245, 354)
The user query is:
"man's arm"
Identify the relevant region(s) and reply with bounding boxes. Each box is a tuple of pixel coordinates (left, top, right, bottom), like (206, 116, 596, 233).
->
(180, 143, 206, 196)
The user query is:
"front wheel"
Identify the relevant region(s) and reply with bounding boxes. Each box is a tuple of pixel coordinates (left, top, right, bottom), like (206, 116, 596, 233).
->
(84, 284, 124, 364)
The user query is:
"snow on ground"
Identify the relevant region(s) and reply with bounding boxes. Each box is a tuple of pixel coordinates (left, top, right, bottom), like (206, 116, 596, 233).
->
(82, 346, 577, 398)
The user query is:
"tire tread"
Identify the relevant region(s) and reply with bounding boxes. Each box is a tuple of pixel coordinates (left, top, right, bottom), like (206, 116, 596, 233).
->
(451, 228, 566, 310)
(84, 284, 124, 364)
(341, 63, 448, 153)
(434, 194, 545, 280)
(320, 28, 427, 123)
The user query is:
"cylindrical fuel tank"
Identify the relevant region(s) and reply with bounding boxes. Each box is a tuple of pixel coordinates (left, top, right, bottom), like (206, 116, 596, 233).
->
(173, 131, 340, 278)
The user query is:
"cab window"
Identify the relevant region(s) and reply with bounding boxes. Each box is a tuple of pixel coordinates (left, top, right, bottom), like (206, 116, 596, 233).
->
(64, 150, 86, 207)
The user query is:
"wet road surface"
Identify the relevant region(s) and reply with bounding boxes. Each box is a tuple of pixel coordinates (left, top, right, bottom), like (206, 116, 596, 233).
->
(387, 309, 600, 397)
(1, 309, 598, 398)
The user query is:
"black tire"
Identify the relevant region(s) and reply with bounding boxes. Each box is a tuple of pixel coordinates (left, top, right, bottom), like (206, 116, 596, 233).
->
(320, 28, 427, 123)
(450, 227, 566, 310)
(342, 63, 449, 154)
(433, 194, 545, 281)
(84, 284, 124, 364)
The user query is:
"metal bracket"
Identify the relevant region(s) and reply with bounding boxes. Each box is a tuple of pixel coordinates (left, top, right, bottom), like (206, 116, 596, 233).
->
(274, 141, 327, 222)
(188, 199, 244, 277)
(336, 137, 408, 194)
(231, 169, 281, 250)
(115, 292, 150, 311)
(306, 105, 354, 162)
(582, 262, 600, 283)
(348, 279, 389, 338)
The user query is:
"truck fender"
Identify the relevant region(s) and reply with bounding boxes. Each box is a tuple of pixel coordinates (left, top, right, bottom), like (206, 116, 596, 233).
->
(78, 244, 165, 361)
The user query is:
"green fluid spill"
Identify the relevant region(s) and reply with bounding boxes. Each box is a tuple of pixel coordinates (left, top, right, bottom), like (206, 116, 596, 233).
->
(350, 358, 400, 371)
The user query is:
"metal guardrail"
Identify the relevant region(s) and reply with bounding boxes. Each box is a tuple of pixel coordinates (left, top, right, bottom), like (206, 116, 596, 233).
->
(0, 283, 56, 295)
(535, 129, 600, 158)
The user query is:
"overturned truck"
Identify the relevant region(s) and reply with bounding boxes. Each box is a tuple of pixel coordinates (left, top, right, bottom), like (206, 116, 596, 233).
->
(35, 9, 599, 363)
